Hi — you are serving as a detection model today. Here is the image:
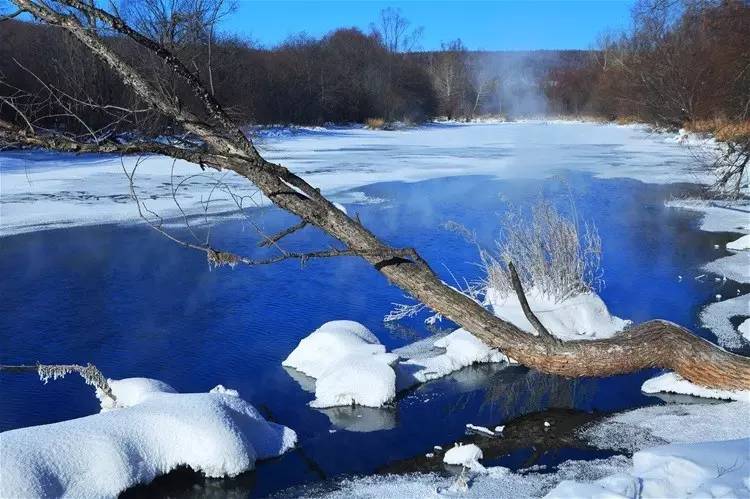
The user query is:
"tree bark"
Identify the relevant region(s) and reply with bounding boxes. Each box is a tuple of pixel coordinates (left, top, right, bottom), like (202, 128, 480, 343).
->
(8, 0, 750, 391)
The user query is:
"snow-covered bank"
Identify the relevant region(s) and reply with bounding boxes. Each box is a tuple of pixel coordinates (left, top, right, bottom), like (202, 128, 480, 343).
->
(0, 378, 297, 497)
(305, 398, 750, 498)
(0, 122, 708, 237)
(547, 438, 750, 498)
(666, 198, 750, 347)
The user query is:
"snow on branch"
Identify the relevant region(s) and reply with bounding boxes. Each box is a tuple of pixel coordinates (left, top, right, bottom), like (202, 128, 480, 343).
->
(0, 363, 117, 405)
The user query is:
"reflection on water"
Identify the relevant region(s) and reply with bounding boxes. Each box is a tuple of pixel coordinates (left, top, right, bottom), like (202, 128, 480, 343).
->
(0, 172, 740, 497)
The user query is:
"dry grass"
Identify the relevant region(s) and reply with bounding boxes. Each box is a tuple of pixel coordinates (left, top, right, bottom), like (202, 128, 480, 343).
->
(365, 117, 386, 129)
(481, 199, 603, 302)
(685, 119, 750, 142)
(615, 115, 642, 125)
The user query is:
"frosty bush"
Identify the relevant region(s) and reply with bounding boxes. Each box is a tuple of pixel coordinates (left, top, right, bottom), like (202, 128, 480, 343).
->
(481, 199, 602, 302)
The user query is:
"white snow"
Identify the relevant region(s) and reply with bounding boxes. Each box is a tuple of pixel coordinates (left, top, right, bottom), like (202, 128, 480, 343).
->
(547, 439, 750, 499)
(284, 322, 507, 408)
(443, 443, 485, 471)
(0, 378, 297, 498)
(396, 329, 507, 389)
(282, 320, 386, 379)
(740, 318, 750, 341)
(466, 423, 495, 436)
(641, 372, 750, 402)
(703, 250, 750, 284)
(584, 401, 750, 452)
(1, 122, 711, 237)
(727, 234, 750, 251)
(311, 399, 750, 498)
(485, 287, 630, 340)
(699, 293, 750, 348)
(282, 321, 398, 408)
(309, 352, 398, 408)
(97, 376, 177, 410)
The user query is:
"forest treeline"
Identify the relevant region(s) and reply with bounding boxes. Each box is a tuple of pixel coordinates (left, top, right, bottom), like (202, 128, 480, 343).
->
(0, 0, 747, 138)
(545, 0, 749, 131)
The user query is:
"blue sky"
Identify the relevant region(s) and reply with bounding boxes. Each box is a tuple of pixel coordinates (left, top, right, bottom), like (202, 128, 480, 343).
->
(222, 1, 634, 51)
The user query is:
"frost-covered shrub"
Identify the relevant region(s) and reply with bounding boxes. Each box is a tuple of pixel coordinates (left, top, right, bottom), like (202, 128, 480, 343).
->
(482, 199, 602, 302)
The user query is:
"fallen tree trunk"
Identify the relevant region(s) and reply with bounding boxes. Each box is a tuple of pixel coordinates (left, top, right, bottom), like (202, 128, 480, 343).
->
(6, 0, 750, 390)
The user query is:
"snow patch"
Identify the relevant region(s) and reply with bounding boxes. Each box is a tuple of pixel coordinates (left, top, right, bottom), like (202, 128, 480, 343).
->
(727, 234, 750, 251)
(642, 372, 750, 402)
(699, 293, 750, 348)
(396, 329, 507, 389)
(485, 287, 630, 340)
(282, 321, 398, 408)
(284, 323, 508, 409)
(443, 443, 485, 471)
(547, 439, 750, 499)
(0, 378, 297, 498)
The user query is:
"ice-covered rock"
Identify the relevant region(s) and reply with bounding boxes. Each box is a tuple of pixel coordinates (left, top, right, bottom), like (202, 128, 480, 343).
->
(0, 378, 297, 498)
(283, 320, 385, 379)
(284, 321, 399, 408)
(310, 352, 398, 408)
(443, 443, 485, 471)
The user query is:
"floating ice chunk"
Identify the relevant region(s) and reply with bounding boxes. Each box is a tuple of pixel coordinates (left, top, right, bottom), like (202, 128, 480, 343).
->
(0, 379, 297, 498)
(443, 443, 485, 471)
(727, 234, 750, 251)
(466, 423, 495, 436)
(642, 372, 750, 402)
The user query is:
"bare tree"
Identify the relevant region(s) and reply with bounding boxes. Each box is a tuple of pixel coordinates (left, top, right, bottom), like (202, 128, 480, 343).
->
(2, 0, 749, 390)
(372, 7, 423, 54)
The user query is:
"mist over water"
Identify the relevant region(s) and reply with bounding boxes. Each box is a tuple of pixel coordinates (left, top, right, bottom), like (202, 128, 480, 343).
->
(471, 51, 567, 117)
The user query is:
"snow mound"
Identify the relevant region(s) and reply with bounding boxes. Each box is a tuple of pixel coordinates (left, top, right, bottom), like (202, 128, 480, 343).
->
(310, 352, 398, 408)
(642, 372, 750, 402)
(283, 320, 385, 378)
(485, 287, 630, 340)
(285, 322, 508, 408)
(727, 234, 750, 251)
(547, 439, 750, 499)
(97, 376, 177, 410)
(283, 321, 399, 408)
(397, 329, 508, 388)
(443, 443, 485, 471)
(0, 378, 297, 498)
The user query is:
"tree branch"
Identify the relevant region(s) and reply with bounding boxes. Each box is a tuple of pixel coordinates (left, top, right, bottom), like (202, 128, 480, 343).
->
(0, 363, 116, 404)
(507, 261, 559, 343)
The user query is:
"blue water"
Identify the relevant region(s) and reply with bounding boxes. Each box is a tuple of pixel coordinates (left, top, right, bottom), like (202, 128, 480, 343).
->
(0, 173, 742, 497)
